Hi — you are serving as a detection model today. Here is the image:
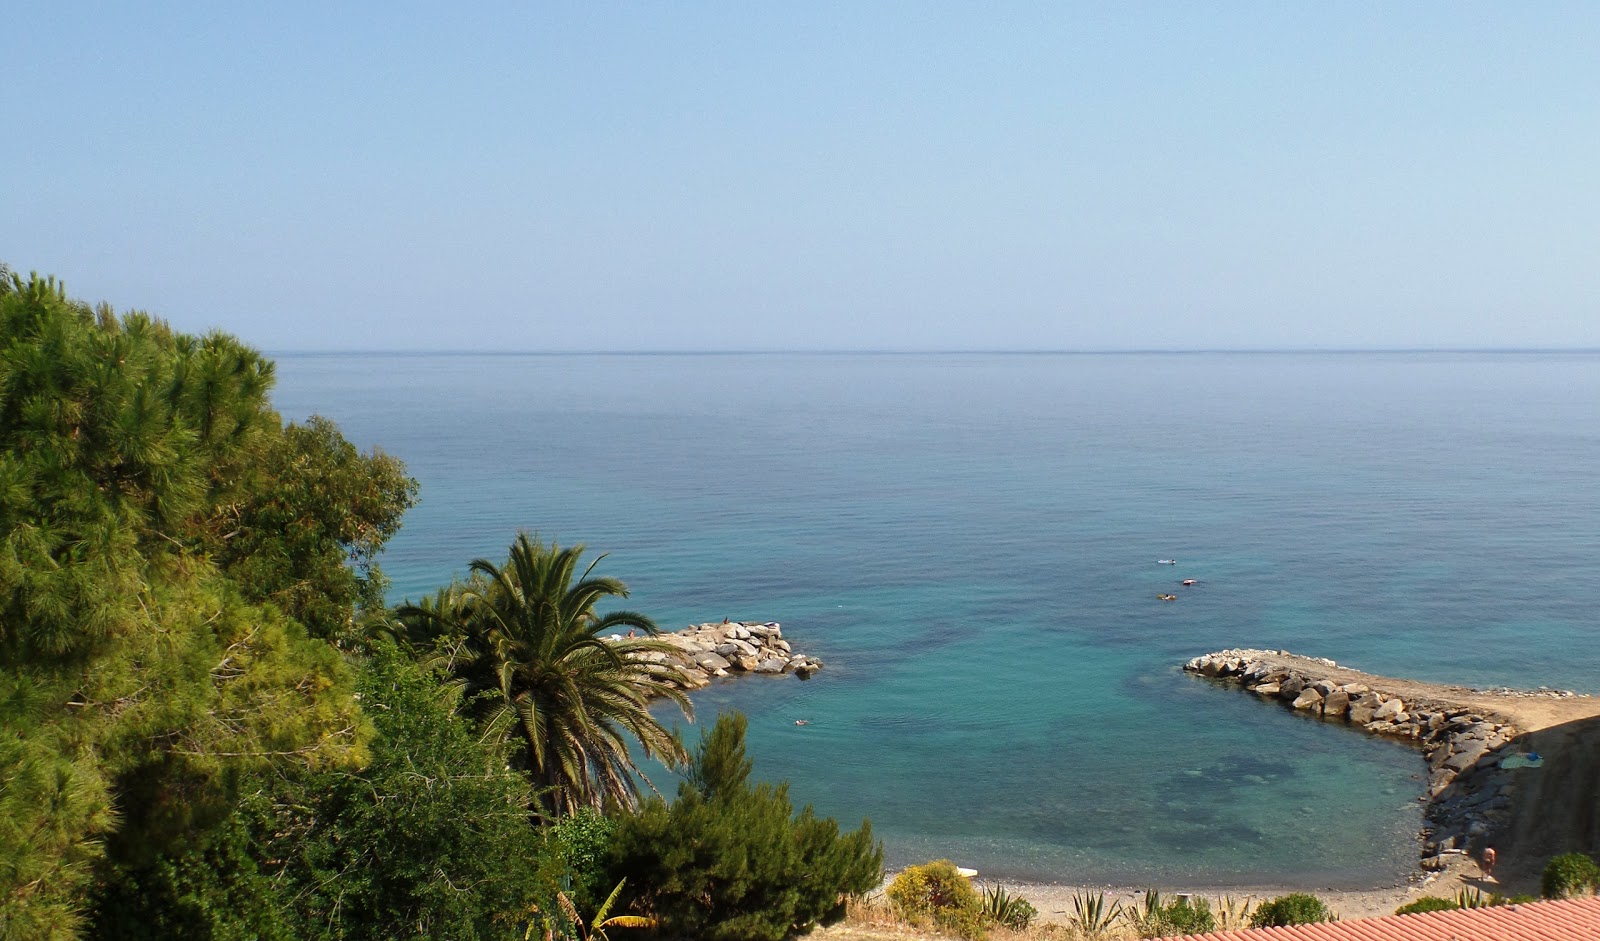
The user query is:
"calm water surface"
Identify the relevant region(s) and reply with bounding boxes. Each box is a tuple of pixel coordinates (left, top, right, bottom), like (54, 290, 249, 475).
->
(271, 352, 1600, 887)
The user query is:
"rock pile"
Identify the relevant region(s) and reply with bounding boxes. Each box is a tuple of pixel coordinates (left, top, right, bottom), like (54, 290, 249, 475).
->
(1184, 649, 1524, 874)
(629, 621, 824, 691)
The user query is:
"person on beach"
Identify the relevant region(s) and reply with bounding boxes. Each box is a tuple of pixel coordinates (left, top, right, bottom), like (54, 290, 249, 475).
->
(1481, 846, 1497, 880)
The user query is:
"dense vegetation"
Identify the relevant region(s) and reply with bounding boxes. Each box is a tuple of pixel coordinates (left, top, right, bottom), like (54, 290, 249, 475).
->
(1248, 893, 1336, 928)
(0, 268, 882, 940)
(1542, 851, 1600, 899)
(610, 713, 882, 940)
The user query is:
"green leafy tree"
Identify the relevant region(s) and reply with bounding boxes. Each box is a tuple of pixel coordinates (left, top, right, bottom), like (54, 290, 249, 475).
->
(195, 414, 415, 642)
(0, 270, 406, 937)
(91, 644, 543, 940)
(396, 533, 691, 815)
(608, 712, 883, 941)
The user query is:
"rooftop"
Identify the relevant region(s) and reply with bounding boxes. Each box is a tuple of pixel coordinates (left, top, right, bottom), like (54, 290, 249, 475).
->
(1178, 896, 1600, 941)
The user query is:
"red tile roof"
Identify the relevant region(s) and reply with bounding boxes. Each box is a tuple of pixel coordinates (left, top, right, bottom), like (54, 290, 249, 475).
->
(1177, 896, 1600, 941)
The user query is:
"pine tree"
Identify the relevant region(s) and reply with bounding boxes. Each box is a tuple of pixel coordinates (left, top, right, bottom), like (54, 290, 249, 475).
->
(608, 712, 883, 941)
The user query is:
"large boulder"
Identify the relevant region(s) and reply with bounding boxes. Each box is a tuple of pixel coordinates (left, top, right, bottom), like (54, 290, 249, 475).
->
(1445, 741, 1491, 772)
(1292, 688, 1325, 713)
(1374, 698, 1406, 721)
(676, 669, 712, 690)
(1348, 692, 1384, 724)
(695, 652, 732, 672)
(754, 658, 787, 674)
(1278, 675, 1306, 699)
(1322, 690, 1351, 718)
(716, 639, 759, 659)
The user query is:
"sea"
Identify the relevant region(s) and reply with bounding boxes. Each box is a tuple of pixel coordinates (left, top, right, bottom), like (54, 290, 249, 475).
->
(270, 351, 1600, 889)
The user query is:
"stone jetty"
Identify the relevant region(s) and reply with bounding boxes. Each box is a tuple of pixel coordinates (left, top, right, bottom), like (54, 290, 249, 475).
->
(628, 620, 824, 691)
(1183, 648, 1586, 876)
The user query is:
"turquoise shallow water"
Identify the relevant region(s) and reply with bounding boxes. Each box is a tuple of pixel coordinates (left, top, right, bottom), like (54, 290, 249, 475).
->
(271, 351, 1600, 887)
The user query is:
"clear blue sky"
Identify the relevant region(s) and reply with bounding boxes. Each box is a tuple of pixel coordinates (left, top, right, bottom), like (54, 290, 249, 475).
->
(5, 2, 1598, 351)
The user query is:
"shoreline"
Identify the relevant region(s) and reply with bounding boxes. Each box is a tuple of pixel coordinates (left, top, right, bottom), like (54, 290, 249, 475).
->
(870, 651, 1600, 926)
(1174, 649, 1600, 900)
(971, 865, 1490, 924)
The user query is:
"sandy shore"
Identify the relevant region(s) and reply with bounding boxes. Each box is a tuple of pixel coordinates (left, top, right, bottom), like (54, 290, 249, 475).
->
(986, 860, 1487, 924)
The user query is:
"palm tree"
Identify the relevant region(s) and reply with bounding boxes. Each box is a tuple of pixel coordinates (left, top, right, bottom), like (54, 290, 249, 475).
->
(397, 533, 692, 815)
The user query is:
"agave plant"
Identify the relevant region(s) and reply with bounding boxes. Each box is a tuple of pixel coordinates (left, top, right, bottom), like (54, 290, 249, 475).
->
(981, 884, 1038, 930)
(1457, 886, 1489, 909)
(1211, 895, 1256, 930)
(1069, 890, 1124, 938)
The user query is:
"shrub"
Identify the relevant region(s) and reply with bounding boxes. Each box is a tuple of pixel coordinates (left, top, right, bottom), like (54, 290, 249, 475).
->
(535, 808, 618, 917)
(1395, 896, 1458, 915)
(981, 884, 1038, 930)
(1542, 852, 1600, 899)
(1126, 891, 1216, 938)
(1249, 893, 1335, 928)
(887, 861, 986, 939)
(607, 712, 883, 941)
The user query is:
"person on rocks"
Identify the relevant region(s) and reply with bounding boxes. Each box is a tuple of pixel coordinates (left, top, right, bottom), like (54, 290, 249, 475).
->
(1481, 846, 1497, 880)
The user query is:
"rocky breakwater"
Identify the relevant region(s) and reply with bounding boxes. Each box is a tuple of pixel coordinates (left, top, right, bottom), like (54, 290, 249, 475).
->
(1184, 649, 1537, 874)
(629, 621, 824, 692)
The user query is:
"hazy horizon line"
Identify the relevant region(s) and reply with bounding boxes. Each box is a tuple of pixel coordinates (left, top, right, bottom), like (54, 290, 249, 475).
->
(269, 346, 1600, 357)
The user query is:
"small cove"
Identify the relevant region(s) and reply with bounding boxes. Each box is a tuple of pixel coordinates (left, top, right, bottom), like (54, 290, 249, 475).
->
(271, 351, 1600, 887)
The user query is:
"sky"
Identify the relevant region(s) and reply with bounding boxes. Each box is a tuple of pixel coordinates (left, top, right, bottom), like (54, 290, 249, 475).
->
(5, 2, 1599, 351)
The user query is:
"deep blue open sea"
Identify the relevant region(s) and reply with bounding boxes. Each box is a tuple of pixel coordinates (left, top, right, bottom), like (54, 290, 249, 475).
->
(272, 352, 1600, 889)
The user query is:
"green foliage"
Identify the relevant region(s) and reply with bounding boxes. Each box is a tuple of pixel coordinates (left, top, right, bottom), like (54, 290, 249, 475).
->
(1126, 891, 1215, 938)
(1542, 852, 1600, 899)
(1395, 896, 1459, 915)
(396, 533, 691, 815)
(981, 884, 1037, 930)
(887, 860, 986, 940)
(534, 877, 658, 941)
(1249, 893, 1335, 928)
(608, 712, 884, 941)
(92, 645, 542, 940)
(197, 415, 416, 641)
(537, 808, 620, 919)
(1456, 887, 1489, 908)
(1068, 891, 1123, 938)
(0, 270, 412, 937)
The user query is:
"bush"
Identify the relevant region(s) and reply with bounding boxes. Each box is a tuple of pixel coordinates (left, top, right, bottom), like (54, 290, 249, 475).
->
(535, 808, 617, 917)
(887, 861, 986, 939)
(1249, 893, 1335, 928)
(1126, 891, 1216, 938)
(1542, 852, 1600, 899)
(1395, 896, 1458, 915)
(607, 712, 883, 941)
